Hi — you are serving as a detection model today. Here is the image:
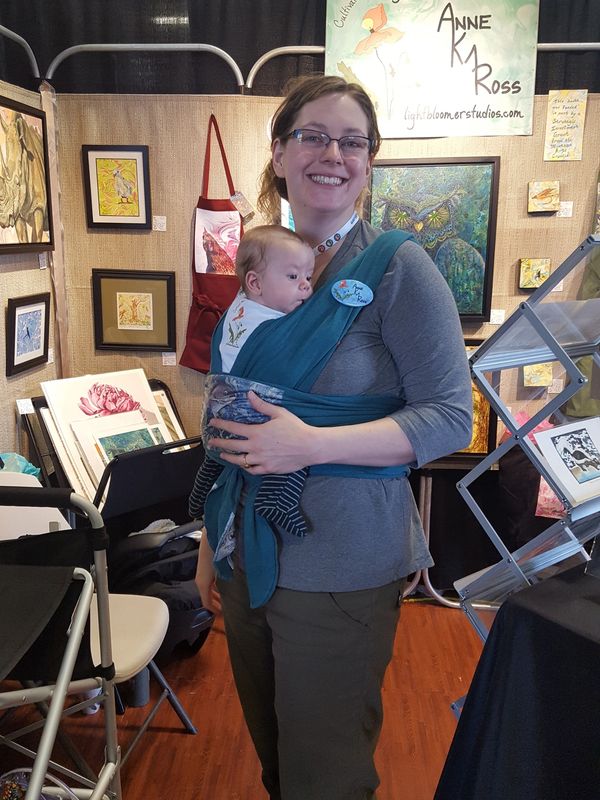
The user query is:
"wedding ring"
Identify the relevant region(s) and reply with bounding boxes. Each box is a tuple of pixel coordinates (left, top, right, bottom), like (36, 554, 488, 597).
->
(243, 454, 250, 469)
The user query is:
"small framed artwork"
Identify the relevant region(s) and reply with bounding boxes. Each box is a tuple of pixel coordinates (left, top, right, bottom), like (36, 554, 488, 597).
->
(519, 258, 551, 289)
(5, 292, 50, 376)
(82, 145, 152, 229)
(368, 157, 499, 323)
(527, 180, 560, 213)
(92, 269, 175, 351)
(523, 362, 553, 387)
(0, 96, 54, 254)
(457, 339, 499, 460)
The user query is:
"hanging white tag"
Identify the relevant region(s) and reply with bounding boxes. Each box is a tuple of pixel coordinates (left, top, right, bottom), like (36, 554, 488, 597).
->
(230, 191, 255, 223)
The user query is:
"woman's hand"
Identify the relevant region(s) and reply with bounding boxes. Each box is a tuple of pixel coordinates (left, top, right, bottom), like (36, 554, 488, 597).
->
(195, 532, 221, 614)
(207, 390, 316, 475)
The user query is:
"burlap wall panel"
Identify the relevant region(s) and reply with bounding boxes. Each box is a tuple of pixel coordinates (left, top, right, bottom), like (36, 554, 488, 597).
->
(5, 91, 598, 455)
(0, 80, 59, 454)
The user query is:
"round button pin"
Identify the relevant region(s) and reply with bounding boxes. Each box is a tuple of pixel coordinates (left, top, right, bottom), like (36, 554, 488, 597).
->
(331, 279, 374, 307)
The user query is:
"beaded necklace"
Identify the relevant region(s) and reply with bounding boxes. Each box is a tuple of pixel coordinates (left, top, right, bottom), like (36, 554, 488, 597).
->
(312, 211, 360, 255)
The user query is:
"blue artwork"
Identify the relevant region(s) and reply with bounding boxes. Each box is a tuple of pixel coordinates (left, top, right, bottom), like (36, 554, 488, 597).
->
(16, 309, 43, 356)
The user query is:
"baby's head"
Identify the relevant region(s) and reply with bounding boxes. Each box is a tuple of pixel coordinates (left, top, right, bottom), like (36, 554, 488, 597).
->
(235, 225, 314, 314)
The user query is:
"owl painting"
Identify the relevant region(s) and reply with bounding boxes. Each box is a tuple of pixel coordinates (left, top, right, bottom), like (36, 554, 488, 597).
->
(370, 160, 498, 319)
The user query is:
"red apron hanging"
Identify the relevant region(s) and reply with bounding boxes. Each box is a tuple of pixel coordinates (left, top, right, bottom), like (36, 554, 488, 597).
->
(179, 114, 242, 373)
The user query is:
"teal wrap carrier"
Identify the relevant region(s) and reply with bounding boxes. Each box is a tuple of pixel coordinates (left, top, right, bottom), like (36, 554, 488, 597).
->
(205, 229, 413, 607)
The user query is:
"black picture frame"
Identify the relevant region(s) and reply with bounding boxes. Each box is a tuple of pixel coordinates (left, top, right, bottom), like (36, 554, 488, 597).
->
(5, 292, 51, 376)
(92, 269, 175, 351)
(0, 95, 54, 254)
(82, 145, 152, 229)
(367, 156, 500, 323)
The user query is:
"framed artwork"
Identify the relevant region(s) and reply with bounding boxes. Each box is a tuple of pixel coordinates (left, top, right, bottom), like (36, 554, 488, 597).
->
(5, 292, 50, 376)
(457, 339, 499, 460)
(82, 145, 151, 229)
(0, 96, 54, 253)
(92, 269, 175, 351)
(368, 157, 499, 322)
(523, 362, 553, 388)
(519, 257, 551, 289)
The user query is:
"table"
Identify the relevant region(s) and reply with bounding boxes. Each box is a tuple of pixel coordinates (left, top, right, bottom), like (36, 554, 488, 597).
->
(435, 565, 600, 800)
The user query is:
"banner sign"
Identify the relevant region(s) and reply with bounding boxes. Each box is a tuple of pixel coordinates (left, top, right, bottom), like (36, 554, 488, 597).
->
(325, 1, 540, 138)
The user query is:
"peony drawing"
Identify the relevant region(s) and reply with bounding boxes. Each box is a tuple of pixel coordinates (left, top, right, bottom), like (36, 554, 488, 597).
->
(79, 382, 142, 416)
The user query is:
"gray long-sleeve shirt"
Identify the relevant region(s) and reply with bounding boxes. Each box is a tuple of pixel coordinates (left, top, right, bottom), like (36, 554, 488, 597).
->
(274, 220, 473, 592)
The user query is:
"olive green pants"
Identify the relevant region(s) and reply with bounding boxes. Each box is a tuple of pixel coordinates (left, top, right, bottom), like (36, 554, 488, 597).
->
(218, 568, 404, 800)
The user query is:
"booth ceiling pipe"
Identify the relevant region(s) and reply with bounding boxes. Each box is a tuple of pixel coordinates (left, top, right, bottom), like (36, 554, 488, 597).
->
(537, 42, 600, 50)
(245, 46, 325, 90)
(44, 43, 244, 90)
(0, 24, 40, 78)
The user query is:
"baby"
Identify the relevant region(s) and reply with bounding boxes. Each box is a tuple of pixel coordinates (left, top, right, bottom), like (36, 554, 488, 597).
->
(189, 225, 314, 538)
(219, 224, 314, 371)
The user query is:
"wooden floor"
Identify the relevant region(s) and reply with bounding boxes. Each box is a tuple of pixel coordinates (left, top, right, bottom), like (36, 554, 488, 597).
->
(1, 599, 484, 800)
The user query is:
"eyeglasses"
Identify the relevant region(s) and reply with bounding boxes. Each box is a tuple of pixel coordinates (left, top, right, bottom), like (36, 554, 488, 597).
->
(286, 128, 372, 155)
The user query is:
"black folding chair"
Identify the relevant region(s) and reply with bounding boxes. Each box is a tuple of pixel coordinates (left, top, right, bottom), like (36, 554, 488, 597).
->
(0, 485, 121, 799)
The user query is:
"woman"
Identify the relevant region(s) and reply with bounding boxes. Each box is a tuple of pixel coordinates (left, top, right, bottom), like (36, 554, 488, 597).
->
(195, 75, 472, 800)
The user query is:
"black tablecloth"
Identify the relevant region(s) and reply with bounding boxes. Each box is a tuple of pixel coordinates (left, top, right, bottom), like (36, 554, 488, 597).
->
(435, 566, 600, 800)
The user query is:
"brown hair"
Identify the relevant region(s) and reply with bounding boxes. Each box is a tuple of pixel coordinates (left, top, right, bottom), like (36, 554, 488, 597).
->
(257, 75, 381, 223)
(235, 225, 311, 290)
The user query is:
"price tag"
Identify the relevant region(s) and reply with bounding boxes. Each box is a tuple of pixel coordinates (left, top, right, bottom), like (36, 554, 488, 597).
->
(556, 201, 573, 218)
(16, 398, 35, 414)
(230, 192, 255, 223)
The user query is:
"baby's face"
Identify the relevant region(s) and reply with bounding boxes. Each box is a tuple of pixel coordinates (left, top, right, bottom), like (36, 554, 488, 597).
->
(253, 239, 314, 313)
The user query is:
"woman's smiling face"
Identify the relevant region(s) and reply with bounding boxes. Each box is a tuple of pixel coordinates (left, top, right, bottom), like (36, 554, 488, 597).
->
(272, 93, 373, 226)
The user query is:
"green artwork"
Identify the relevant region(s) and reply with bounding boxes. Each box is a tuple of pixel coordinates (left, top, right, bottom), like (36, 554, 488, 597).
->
(370, 158, 498, 320)
(97, 427, 156, 461)
(325, 0, 539, 138)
